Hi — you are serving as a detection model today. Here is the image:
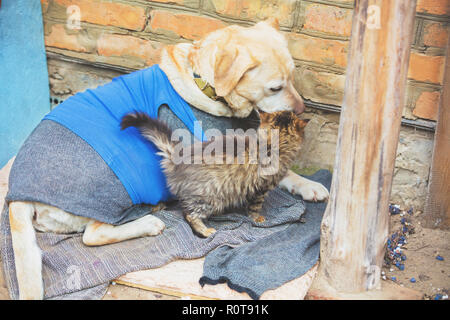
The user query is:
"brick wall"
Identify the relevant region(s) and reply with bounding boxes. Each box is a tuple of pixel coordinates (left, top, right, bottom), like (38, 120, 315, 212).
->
(41, 0, 449, 122)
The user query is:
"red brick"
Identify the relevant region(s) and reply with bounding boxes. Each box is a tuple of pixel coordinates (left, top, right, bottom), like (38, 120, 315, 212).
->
(206, 0, 296, 26)
(53, 0, 147, 31)
(45, 23, 91, 53)
(97, 34, 163, 66)
(302, 3, 353, 36)
(149, 10, 226, 40)
(408, 52, 445, 84)
(423, 21, 449, 47)
(416, 0, 450, 16)
(287, 33, 349, 68)
(412, 91, 441, 120)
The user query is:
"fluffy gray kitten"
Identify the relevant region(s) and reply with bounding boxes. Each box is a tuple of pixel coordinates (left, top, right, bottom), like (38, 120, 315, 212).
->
(121, 111, 306, 237)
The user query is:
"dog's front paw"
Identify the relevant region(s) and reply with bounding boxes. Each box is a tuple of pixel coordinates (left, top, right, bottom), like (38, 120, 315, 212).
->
(280, 173, 329, 202)
(141, 215, 166, 236)
(295, 180, 329, 202)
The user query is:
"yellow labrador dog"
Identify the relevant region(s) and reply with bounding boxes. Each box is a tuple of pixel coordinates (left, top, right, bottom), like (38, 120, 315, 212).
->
(8, 18, 329, 300)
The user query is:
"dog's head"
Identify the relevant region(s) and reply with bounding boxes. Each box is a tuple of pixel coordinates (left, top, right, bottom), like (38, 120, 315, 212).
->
(189, 18, 305, 118)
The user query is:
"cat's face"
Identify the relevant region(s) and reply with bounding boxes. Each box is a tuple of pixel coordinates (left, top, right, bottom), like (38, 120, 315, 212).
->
(259, 111, 308, 140)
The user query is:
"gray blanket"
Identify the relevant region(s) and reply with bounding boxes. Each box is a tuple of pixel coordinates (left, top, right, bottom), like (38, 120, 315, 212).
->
(1, 185, 310, 299)
(200, 169, 331, 300)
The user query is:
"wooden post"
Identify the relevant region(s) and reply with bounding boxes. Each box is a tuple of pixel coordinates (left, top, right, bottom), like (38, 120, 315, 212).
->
(423, 35, 450, 230)
(315, 0, 417, 293)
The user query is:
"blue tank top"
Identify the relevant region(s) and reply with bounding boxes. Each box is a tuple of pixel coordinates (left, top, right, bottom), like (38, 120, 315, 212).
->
(44, 65, 204, 205)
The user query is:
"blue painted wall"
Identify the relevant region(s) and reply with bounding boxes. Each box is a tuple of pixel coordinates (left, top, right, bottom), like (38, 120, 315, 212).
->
(0, 0, 50, 167)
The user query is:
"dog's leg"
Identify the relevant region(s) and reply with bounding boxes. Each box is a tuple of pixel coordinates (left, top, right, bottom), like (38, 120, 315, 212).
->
(33, 202, 91, 234)
(82, 215, 165, 246)
(279, 170, 329, 202)
(9, 201, 44, 300)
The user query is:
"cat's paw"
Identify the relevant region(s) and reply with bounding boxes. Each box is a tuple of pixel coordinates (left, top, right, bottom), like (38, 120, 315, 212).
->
(249, 213, 266, 223)
(202, 227, 217, 238)
(280, 174, 329, 202)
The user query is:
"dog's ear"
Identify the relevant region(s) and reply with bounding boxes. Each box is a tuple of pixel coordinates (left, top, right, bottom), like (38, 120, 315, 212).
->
(214, 45, 259, 97)
(263, 17, 280, 30)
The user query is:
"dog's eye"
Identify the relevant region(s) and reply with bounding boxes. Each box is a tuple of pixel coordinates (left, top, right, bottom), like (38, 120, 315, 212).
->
(270, 86, 283, 92)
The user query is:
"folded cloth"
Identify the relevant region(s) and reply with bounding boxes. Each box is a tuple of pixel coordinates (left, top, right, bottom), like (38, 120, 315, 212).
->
(200, 169, 332, 300)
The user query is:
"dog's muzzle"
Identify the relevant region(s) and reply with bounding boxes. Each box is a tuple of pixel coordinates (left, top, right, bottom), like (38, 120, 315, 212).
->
(293, 99, 305, 115)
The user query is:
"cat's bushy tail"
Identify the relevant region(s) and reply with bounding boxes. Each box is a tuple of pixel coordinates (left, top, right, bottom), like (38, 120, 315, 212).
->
(121, 112, 174, 159)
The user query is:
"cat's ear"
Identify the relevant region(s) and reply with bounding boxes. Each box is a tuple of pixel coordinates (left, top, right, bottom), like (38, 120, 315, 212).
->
(259, 111, 269, 122)
(297, 119, 310, 130)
